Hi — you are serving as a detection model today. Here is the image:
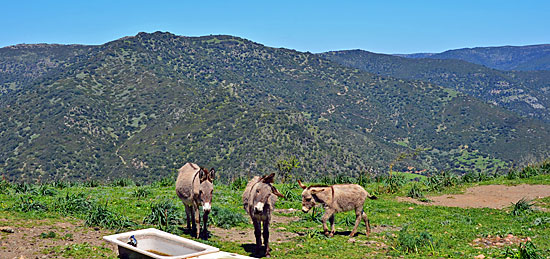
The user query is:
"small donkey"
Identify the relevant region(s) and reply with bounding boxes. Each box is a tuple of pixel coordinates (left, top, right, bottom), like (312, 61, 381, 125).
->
(298, 180, 377, 237)
(242, 173, 284, 257)
(176, 162, 215, 239)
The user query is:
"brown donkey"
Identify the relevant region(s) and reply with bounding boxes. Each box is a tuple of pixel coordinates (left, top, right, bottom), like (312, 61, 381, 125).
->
(298, 180, 376, 237)
(243, 173, 284, 257)
(175, 162, 215, 239)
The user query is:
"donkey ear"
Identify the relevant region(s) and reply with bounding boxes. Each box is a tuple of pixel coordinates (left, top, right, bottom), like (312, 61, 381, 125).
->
(271, 186, 285, 198)
(261, 173, 275, 184)
(208, 168, 215, 182)
(297, 180, 306, 189)
(199, 168, 207, 182)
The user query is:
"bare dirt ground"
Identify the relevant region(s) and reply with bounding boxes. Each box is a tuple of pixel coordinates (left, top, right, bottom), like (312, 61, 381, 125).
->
(210, 209, 301, 244)
(397, 184, 550, 209)
(0, 219, 115, 259)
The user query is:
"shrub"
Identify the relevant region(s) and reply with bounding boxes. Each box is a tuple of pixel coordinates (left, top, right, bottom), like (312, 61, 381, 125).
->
(209, 206, 248, 229)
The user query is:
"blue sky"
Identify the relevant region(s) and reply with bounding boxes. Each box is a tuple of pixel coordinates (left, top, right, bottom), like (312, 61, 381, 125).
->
(2, 1, 549, 54)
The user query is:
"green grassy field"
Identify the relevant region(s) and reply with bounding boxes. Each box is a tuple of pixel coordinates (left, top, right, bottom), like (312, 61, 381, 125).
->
(0, 162, 549, 258)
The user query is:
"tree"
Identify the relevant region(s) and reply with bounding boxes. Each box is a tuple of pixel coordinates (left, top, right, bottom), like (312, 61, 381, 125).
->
(276, 156, 300, 184)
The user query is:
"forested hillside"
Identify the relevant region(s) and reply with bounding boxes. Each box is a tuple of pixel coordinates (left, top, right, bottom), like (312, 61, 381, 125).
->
(319, 50, 550, 122)
(1, 32, 549, 183)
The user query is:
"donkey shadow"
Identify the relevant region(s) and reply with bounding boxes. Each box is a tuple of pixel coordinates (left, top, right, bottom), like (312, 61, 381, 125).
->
(177, 226, 211, 240)
(241, 243, 267, 258)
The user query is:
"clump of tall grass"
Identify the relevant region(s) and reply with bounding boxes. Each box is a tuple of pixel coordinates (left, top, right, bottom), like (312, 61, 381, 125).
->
(504, 241, 544, 259)
(53, 192, 92, 216)
(110, 178, 135, 187)
(229, 176, 248, 191)
(133, 187, 152, 198)
(11, 195, 48, 212)
(407, 183, 425, 199)
(0, 178, 12, 194)
(209, 206, 248, 229)
(394, 225, 436, 254)
(152, 177, 174, 188)
(143, 199, 183, 233)
(86, 203, 135, 230)
(511, 198, 535, 216)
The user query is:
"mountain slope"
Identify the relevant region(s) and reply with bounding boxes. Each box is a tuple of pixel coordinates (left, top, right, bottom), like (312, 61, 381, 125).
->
(319, 50, 550, 122)
(1, 32, 549, 182)
(398, 44, 550, 71)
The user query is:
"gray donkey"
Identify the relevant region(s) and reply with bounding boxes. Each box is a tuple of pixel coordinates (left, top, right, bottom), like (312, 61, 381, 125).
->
(298, 180, 377, 237)
(176, 162, 215, 239)
(242, 173, 284, 257)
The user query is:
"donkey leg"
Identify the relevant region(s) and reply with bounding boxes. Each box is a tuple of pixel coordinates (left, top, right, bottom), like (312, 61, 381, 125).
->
(321, 210, 334, 237)
(328, 214, 335, 237)
(350, 208, 363, 237)
(185, 205, 192, 230)
(263, 220, 271, 257)
(253, 219, 262, 256)
(193, 203, 201, 237)
(362, 211, 371, 236)
(201, 209, 210, 239)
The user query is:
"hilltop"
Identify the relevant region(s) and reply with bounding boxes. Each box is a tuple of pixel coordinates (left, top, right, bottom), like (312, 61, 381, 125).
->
(1, 32, 550, 183)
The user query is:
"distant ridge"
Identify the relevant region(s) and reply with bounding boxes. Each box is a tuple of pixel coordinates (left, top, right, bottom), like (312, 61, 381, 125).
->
(396, 44, 550, 71)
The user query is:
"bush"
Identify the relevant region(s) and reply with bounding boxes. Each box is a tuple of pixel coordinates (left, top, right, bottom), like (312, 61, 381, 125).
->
(209, 206, 248, 229)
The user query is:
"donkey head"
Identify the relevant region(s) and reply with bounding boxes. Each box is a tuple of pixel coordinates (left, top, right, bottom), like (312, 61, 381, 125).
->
(199, 168, 215, 213)
(251, 173, 284, 214)
(298, 180, 326, 213)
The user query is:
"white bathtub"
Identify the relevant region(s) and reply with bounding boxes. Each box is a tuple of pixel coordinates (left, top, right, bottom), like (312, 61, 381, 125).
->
(103, 228, 253, 259)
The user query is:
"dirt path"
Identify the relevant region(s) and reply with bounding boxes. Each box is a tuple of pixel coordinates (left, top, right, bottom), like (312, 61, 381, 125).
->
(398, 184, 550, 209)
(0, 219, 115, 259)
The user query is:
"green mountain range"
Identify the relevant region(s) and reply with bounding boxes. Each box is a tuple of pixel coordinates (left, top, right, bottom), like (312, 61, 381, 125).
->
(1, 32, 549, 183)
(396, 44, 550, 71)
(319, 50, 550, 122)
